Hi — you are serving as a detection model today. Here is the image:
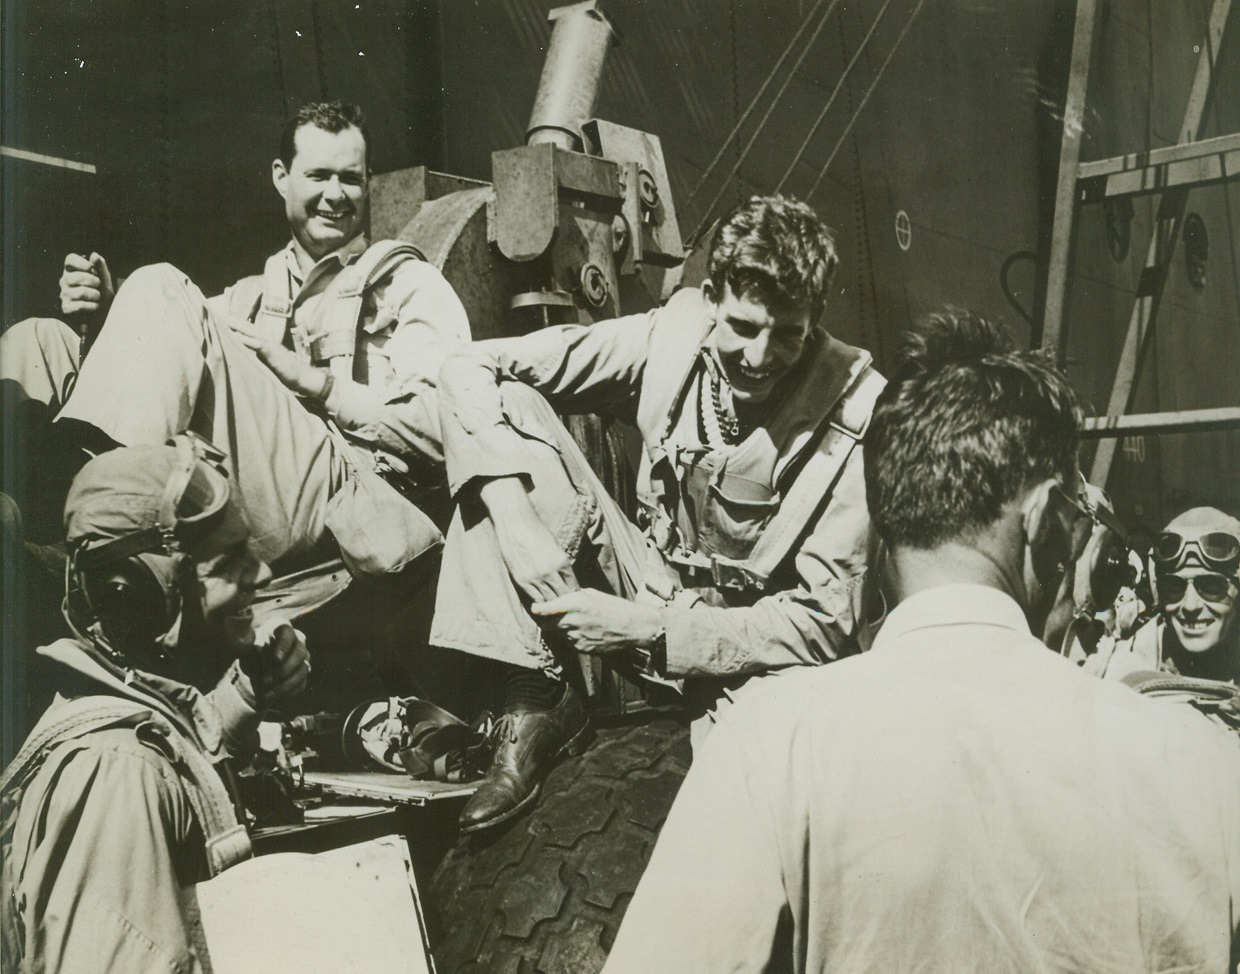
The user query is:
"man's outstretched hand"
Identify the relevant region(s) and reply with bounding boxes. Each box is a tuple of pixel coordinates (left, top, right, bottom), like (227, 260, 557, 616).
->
(532, 589, 663, 657)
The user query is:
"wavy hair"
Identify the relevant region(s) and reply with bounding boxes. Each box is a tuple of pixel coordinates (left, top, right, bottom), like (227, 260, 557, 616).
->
(865, 308, 1082, 549)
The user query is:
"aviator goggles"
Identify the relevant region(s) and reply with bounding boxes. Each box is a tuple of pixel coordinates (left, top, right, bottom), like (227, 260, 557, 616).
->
(1151, 531, 1240, 574)
(1157, 571, 1237, 606)
(71, 432, 234, 571)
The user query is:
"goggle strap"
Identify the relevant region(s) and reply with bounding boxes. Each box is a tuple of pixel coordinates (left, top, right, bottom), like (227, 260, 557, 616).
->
(157, 434, 202, 533)
(74, 527, 172, 570)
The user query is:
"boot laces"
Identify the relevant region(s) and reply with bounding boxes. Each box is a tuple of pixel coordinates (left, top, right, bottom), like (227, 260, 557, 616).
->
(489, 712, 518, 745)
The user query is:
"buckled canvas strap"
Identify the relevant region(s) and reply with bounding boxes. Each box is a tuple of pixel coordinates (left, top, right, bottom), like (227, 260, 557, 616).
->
(315, 241, 426, 374)
(712, 365, 886, 590)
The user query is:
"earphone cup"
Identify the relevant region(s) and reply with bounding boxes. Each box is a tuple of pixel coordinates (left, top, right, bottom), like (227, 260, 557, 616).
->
(88, 558, 171, 648)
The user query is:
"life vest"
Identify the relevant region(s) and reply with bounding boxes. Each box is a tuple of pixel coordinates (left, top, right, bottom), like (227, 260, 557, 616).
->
(1, 653, 252, 969)
(226, 239, 427, 383)
(634, 288, 885, 594)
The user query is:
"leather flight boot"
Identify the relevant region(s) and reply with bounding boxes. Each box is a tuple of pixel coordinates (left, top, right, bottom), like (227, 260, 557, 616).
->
(459, 682, 590, 833)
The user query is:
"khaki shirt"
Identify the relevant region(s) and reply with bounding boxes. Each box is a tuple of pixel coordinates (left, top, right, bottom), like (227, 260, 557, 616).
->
(213, 236, 470, 464)
(606, 585, 1240, 973)
(439, 288, 876, 677)
(3, 642, 257, 974)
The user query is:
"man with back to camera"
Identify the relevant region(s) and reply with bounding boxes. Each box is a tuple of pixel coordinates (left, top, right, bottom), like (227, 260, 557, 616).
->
(1, 437, 308, 973)
(602, 309, 1240, 974)
(1085, 506, 1240, 682)
(0, 100, 469, 617)
(431, 194, 885, 832)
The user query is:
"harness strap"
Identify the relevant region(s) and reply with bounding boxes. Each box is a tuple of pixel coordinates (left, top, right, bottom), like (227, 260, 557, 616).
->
(1, 698, 154, 799)
(251, 241, 427, 371)
(1, 695, 251, 880)
(712, 365, 886, 590)
(256, 252, 295, 346)
(311, 241, 426, 379)
(134, 717, 252, 876)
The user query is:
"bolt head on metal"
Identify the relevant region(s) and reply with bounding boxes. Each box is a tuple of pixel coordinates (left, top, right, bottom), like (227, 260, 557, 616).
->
(580, 263, 608, 307)
(637, 169, 659, 210)
(611, 214, 630, 254)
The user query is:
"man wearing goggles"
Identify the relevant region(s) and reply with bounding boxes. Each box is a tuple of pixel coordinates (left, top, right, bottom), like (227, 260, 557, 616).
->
(1, 437, 309, 972)
(1087, 507, 1240, 681)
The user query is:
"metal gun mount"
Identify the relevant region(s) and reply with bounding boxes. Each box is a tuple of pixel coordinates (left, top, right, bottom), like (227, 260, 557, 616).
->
(370, 0, 685, 340)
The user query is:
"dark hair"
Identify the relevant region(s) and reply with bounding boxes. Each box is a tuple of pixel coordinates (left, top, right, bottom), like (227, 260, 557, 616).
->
(707, 194, 837, 321)
(865, 308, 1082, 549)
(278, 100, 369, 167)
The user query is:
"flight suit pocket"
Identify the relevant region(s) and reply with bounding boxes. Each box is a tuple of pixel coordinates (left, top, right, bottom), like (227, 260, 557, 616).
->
(699, 474, 781, 562)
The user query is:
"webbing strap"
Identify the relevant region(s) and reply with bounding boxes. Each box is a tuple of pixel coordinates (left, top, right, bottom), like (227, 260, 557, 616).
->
(1, 698, 152, 799)
(254, 241, 426, 368)
(713, 366, 886, 589)
(164, 729, 252, 875)
(313, 241, 426, 376)
(256, 252, 295, 346)
(1, 696, 251, 879)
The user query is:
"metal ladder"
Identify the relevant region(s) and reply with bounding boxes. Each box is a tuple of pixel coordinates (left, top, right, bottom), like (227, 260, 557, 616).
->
(1037, 0, 1239, 489)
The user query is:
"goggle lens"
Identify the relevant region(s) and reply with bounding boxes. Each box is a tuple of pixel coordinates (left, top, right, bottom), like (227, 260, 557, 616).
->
(1153, 531, 1240, 570)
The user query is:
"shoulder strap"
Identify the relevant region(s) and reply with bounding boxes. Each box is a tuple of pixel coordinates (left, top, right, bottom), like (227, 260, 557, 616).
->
(713, 364, 886, 590)
(637, 288, 714, 445)
(1, 695, 250, 880)
(255, 251, 296, 345)
(144, 717, 252, 876)
(1, 696, 154, 800)
(309, 241, 426, 373)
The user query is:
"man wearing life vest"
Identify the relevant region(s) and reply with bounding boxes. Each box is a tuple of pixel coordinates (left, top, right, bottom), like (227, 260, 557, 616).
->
(1, 101, 469, 619)
(2, 438, 309, 974)
(432, 194, 885, 832)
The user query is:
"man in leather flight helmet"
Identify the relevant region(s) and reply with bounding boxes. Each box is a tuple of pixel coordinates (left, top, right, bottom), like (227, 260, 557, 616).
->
(2, 438, 309, 973)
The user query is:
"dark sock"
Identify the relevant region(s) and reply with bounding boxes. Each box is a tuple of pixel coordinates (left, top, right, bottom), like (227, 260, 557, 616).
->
(504, 667, 565, 713)
(50, 417, 120, 459)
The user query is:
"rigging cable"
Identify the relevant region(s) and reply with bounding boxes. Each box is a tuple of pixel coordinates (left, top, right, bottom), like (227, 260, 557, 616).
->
(1205, 20, 1240, 328)
(689, 0, 844, 245)
(685, 0, 831, 208)
(774, 0, 896, 195)
(805, 0, 928, 204)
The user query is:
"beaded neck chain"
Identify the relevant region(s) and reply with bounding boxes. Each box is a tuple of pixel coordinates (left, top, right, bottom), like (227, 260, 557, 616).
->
(703, 367, 743, 447)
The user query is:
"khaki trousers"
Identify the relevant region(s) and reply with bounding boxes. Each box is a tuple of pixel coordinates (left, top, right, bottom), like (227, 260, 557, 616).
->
(431, 384, 675, 672)
(0, 317, 82, 413)
(4, 266, 353, 619)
